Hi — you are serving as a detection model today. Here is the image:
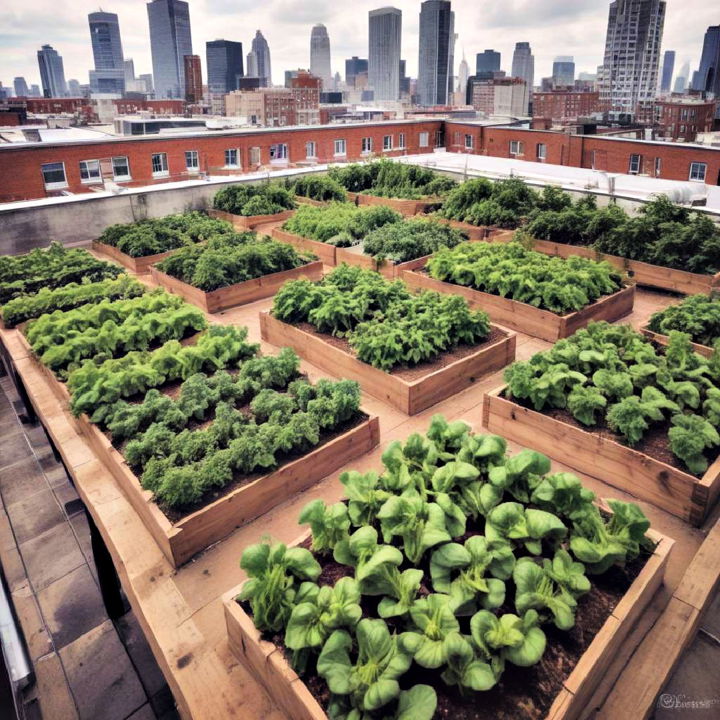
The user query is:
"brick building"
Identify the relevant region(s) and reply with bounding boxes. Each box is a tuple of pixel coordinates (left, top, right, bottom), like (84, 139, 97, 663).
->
(0, 120, 443, 202)
(653, 97, 718, 142)
(289, 71, 321, 125)
(225, 88, 297, 127)
(1, 118, 719, 203)
(470, 78, 527, 117)
(532, 91, 601, 122)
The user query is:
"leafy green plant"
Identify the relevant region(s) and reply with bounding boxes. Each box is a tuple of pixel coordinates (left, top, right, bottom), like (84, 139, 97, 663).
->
(238, 541, 321, 632)
(362, 218, 466, 263)
(470, 608, 546, 668)
(485, 502, 567, 554)
(213, 182, 296, 216)
(405, 594, 460, 669)
(648, 294, 720, 347)
(299, 499, 351, 553)
(668, 413, 720, 475)
(290, 175, 347, 202)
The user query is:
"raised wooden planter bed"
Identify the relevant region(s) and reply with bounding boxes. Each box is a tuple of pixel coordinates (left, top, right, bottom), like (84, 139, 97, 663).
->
(483, 386, 720, 526)
(334, 245, 431, 279)
(149, 261, 324, 313)
(223, 524, 673, 720)
(402, 266, 636, 343)
(346, 191, 442, 216)
(433, 218, 511, 241)
(13, 327, 380, 566)
(91, 241, 179, 274)
(260, 311, 516, 415)
(271, 228, 337, 266)
(487, 234, 720, 295)
(208, 207, 297, 231)
(294, 196, 328, 207)
(640, 326, 714, 358)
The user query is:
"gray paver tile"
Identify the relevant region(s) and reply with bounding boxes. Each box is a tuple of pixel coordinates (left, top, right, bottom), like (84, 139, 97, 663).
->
(7, 487, 65, 544)
(20, 522, 86, 591)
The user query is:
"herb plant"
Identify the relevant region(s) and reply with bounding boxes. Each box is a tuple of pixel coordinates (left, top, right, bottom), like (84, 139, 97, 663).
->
(213, 182, 296, 216)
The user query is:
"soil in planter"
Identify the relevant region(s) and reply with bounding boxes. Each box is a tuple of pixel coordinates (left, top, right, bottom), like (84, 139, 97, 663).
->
(293, 322, 507, 382)
(505, 394, 715, 478)
(243, 531, 648, 720)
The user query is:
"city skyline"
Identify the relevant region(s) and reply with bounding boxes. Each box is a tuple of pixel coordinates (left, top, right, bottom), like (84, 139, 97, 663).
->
(3, 0, 716, 92)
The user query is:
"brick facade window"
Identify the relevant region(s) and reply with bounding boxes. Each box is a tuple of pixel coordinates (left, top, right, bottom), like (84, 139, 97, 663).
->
(249, 147, 261, 165)
(333, 139, 346, 156)
(361, 137, 373, 154)
(689, 162, 707, 182)
(464, 134, 474, 150)
(185, 151, 199, 173)
(41, 162, 67, 190)
(419, 132, 429, 147)
(306, 141, 317, 158)
(224, 149, 239, 168)
(79, 159, 101, 183)
(270, 143, 288, 161)
(536, 143, 547, 161)
(151, 153, 169, 176)
(383, 135, 393, 151)
(111, 156, 131, 181)
(510, 140, 523, 156)
(628, 154, 641, 174)
(398, 133, 406, 149)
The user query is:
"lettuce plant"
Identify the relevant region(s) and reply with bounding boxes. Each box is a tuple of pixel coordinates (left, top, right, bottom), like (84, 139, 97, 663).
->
(668, 413, 720, 475)
(238, 542, 321, 632)
(429, 536, 513, 614)
(316, 619, 421, 714)
(340, 471, 391, 526)
(567, 385, 607, 426)
(470, 609, 546, 668)
(485, 502, 567, 554)
(405, 594, 461, 669)
(530, 472, 596, 520)
(299, 499, 351, 553)
(487, 449, 551, 504)
(439, 632, 498, 692)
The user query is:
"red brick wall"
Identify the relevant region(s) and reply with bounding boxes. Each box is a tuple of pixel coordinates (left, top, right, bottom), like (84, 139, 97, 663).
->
(532, 92, 601, 121)
(446, 122, 720, 185)
(0, 121, 444, 202)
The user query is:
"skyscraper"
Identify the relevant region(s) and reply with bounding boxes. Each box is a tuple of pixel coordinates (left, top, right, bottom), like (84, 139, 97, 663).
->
(597, 0, 666, 114)
(13, 77, 29, 97)
(124, 59, 136, 84)
(418, 0, 454, 106)
(659, 50, 675, 93)
(674, 60, 690, 93)
(476, 50, 501, 77)
(310, 24, 332, 89)
(37, 44, 67, 98)
(552, 56, 575, 87)
(250, 31, 271, 87)
(345, 56, 368, 87)
(88, 11, 125, 94)
(511, 42, 534, 114)
(692, 26, 720, 114)
(68, 79, 81, 96)
(184, 55, 203, 102)
(206, 40, 243, 94)
(30, 84, 42, 97)
(147, 0, 193, 99)
(457, 54, 469, 94)
(368, 7, 402, 102)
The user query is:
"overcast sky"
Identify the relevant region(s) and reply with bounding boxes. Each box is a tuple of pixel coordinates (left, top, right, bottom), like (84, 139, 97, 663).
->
(2, 0, 717, 90)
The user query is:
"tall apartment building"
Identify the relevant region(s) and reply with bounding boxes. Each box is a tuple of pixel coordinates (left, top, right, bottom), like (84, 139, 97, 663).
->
(13, 77, 29, 97)
(511, 42, 534, 115)
(88, 11, 125, 94)
(345, 57, 368, 88)
(249, 31, 272, 87)
(418, 0, 454, 106)
(37, 45, 67, 98)
(654, 97, 717, 141)
(475, 50, 501, 78)
(184, 55, 202, 103)
(597, 0, 666, 115)
(692, 26, 720, 118)
(147, 0, 193, 99)
(659, 50, 675, 93)
(552, 56, 575, 87)
(368, 7, 402, 102)
(310, 24, 332, 89)
(206, 40, 243, 95)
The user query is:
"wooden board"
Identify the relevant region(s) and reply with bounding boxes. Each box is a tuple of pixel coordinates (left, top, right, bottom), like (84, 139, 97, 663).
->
(77, 409, 380, 567)
(91, 241, 179, 275)
(345, 191, 442, 216)
(149, 261, 324, 313)
(433, 218, 509, 241)
(482, 386, 720, 526)
(294, 196, 328, 207)
(208, 208, 296, 231)
(402, 267, 636, 343)
(640, 326, 714, 358)
(261, 312, 516, 415)
(224, 526, 672, 720)
(487, 234, 720, 296)
(334, 246, 432, 279)
(271, 228, 337, 267)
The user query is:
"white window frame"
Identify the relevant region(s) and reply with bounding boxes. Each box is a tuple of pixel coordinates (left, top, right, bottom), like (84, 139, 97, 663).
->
(398, 132, 406, 149)
(333, 139, 347, 157)
(628, 154, 641, 175)
(41, 162, 67, 190)
(306, 141, 317, 159)
(151, 152, 169, 177)
(249, 147, 261, 166)
(654, 157, 662, 178)
(185, 150, 199, 173)
(270, 143, 288, 161)
(224, 148, 240, 168)
(689, 162, 707, 182)
(509, 140, 523, 156)
(111, 156, 131, 181)
(361, 137, 373, 154)
(464, 134, 474, 150)
(536, 143, 547, 161)
(79, 159, 101, 184)
(383, 135, 393, 151)
(419, 131, 429, 148)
